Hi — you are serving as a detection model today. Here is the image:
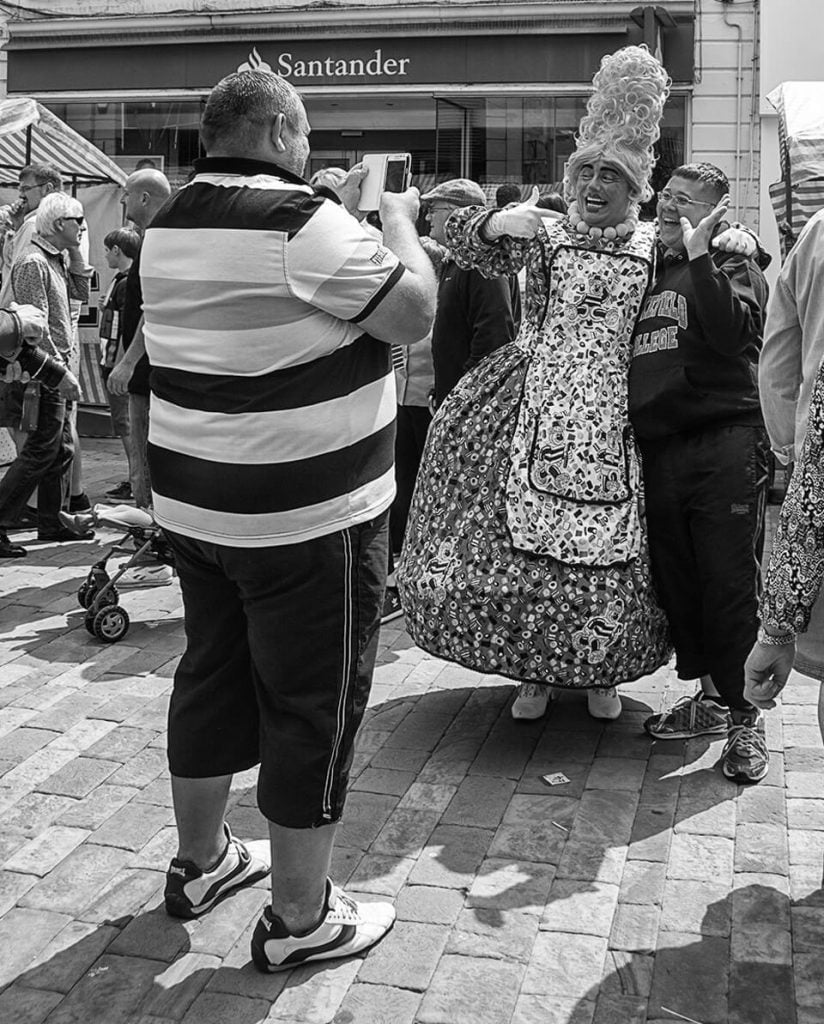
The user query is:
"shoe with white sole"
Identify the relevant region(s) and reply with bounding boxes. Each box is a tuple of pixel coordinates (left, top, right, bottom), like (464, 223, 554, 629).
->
(164, 823, 271, 919)
(250, 878, 395, 972)
(587, 686, 622, 720)
(118, 563, 174, 588)
(511, 682, 552, 720)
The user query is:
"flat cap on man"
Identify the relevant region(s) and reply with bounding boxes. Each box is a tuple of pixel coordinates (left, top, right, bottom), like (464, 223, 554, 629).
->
(421, 179, 486, 208)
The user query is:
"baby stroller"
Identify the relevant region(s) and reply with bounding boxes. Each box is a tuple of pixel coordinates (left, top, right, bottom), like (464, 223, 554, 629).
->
(72, 504, 175, 643)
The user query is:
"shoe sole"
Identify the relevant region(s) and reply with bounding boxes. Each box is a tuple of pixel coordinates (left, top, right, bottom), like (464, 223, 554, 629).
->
(252, 917, 395, 973)
(721, 763, 769, 784)
(644, 724, 728, 740)
(380, 609, 404, 625)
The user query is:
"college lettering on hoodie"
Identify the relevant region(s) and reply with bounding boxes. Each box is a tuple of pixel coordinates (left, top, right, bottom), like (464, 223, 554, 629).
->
(632, 289, 689, 357)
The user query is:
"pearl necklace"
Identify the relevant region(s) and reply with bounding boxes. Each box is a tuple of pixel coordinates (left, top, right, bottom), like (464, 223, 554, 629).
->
(566, 202, 638, 241)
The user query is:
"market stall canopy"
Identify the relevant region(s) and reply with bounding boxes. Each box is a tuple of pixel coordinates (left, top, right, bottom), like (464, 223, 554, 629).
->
(0, 97, 126, 187)
(767, 81, 824, 260)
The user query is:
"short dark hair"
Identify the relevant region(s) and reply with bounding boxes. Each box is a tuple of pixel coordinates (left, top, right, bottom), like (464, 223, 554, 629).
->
(670, 162, 729, 203)
(20, 162, 63, 191)
(536, 192, 566, 214)
(104, 227, 141, 259)
(200, 70, 304, 152)
(495, 183, 521, 207)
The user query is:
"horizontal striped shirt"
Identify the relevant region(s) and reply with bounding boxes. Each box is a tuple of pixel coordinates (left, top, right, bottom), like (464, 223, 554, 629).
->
(141, 156, 403, 546)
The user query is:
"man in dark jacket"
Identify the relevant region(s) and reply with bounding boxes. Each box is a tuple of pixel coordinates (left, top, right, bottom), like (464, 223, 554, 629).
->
(629, 162, 771, 785)
(422, 179, 520, 407)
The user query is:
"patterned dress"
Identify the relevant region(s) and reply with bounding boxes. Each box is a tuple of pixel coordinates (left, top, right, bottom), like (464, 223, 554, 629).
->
(397, 211, 671, 688)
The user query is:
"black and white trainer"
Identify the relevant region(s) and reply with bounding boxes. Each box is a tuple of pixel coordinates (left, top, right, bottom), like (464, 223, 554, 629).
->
(164, 823, 271, 919)
(250, 878, 395, 972)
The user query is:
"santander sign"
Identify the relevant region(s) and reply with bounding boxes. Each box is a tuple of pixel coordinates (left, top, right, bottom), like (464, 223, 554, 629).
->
(237, 46, 411, 80)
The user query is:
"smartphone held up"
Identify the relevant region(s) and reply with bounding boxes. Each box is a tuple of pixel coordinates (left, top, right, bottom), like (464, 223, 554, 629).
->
(357, 153, 412, 211)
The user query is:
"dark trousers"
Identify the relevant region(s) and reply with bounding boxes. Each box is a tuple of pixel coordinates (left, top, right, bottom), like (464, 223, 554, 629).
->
(388, 404, 432, 574)
(0, 389, 73, 533)
(640, 425, 769, 711)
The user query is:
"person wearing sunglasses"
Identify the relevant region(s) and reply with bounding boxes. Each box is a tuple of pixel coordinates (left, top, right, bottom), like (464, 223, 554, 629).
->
(0, 191, 94, 554)
(628, 162, 772, 785)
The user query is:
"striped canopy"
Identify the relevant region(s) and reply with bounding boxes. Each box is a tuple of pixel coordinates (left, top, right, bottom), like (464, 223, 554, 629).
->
(0, 97, 126, 187)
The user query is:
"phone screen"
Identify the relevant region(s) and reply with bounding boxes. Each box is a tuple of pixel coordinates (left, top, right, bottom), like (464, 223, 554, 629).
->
(384, 159, 408, 193)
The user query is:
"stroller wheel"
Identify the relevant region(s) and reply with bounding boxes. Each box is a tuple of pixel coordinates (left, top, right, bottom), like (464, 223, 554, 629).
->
(85, 585, 119, 610)
(77, 582, 91, 609)
(92, 605, 130, 643)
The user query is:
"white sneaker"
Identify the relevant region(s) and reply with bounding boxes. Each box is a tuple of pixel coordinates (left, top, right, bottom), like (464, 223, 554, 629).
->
(250, 879, 395, 972)
(511, 682, 551, 720)
(587, 686, 622, 720)
(119, 563, 174, 588)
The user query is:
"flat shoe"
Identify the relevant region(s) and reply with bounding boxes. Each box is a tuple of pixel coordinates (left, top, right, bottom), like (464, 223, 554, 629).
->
(0, 535, 27, 557)
(587, 687, 622, 720)
(38, 526, 95, 543)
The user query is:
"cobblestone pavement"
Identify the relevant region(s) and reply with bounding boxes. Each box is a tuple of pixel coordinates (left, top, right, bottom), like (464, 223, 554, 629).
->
(0, 439, 822, 1024)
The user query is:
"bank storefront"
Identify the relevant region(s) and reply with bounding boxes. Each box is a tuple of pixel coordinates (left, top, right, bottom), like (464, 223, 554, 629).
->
(5, 2, 696, 197)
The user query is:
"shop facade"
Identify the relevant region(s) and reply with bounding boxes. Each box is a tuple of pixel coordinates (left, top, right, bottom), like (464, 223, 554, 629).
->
(3, 2, 697, 198)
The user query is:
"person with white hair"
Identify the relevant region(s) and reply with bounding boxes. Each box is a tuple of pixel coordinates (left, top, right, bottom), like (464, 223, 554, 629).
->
(0, 191, 94, 554)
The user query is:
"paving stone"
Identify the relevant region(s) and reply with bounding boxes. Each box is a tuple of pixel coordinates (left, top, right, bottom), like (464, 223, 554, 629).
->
(593, 993, 647, 1024)
(489, 818, 569, 866)
(370, 808, 441, 859)
(795, 952, 824, 1010)
(555, 839, 627, 886)
(368, 745, 430, 774)
(599, 949, 655, 998)
(18, 843, 130, 915)
(793, 905, 824, 952)
(447, 905, 539, 962)
(263, 956, 362, 1022)
(469, 727, 541, 779)
(441, 775, 516, 829)
(89, 800, 174, 851)
(82, 725, 156, 763)
(788, 828, 824, 865)
(336, 792, 399, 850)
(397, 781, 458, 813)
(502, 793, 579, 830)
(395, 885, 465, 925)
(517, 759, 590, 798)
(36, 756, 121, 798)
(1, 727, 61, 764)
(128, 825, 178, 870)
(649, 931, 728, 1023)
(540, 879, 618, 936)
(351, 767, 417, 797)
(347, 854, 416, 896)
(734, 823, 789, 875)
(179, 991, 273, 1024)
(0, 869, 37, 916)
(596, 731, 655, 760)
(78, 866, 166, 924)
(467, 857, 556, 916)
(382, 711, 453, 751)
(626, 806, 673, 862)
(2, 744, 79, 791)
(674, 795, 737, 838)
(531, 729, 602, 763)
(736, 785, 787, 826)
(330, 845, 362, 886)
(407, 825, 493, 888)
(53, 784, 140, 831)
(417, 954, 523, 1024)
(788, 797, 824, 831)
(660, 879, 731, 936)
(14, 919, 120, 995)
(667, 833, 734, 885)
(0, 985, 62, 1024)
(730, 916, 792, 964)
(790, 863, 824, 902)
(132, 776, 174, 807)
(358, 919, 449, 988)
(332, 982, 421, 1024)
(585, 757, 648, 793)
(189, 885, 266, 958)
(572, 790, 639, 846)
(618, 860, 667, 906)
(732, 876, 792, 931)
(523, 931, 608, 1000)
(107, 745, 168, 788)
(4, 825, 90, 877)
(107, 906, 190, 962)
(609, 903, 660, 952)
(729, 962, 797, 1023)
(511, 993, 595, 1024)
(138, 951, 222, 1019)
(784, 746, 824, 772)
(0, 907, 73, 988)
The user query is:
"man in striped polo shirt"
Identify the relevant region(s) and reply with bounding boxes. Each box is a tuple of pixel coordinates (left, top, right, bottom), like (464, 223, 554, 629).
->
(141, 70, 436, 972)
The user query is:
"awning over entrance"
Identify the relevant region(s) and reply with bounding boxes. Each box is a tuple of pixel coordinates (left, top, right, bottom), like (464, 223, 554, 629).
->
(0, 97, 126, 186)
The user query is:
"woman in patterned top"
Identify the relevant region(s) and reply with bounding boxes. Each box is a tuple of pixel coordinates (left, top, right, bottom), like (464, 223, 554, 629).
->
(744, 355, 824, 744)
(397, 46, 674, 720)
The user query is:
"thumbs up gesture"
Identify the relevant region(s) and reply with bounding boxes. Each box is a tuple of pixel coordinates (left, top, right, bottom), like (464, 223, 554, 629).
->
(490, 186, 548, 239)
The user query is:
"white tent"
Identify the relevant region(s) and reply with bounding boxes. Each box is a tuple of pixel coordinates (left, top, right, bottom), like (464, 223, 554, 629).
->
(0, 97, 127, 445)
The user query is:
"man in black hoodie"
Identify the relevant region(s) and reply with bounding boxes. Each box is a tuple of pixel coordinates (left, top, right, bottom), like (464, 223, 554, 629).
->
(628, 162, 771, 784)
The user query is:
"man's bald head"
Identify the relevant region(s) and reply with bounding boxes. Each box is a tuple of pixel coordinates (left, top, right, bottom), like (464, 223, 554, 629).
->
(121, 169, 172, 230)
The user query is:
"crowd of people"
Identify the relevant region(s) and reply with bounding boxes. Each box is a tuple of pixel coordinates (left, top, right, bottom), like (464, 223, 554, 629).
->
(0, 42, 822, 977)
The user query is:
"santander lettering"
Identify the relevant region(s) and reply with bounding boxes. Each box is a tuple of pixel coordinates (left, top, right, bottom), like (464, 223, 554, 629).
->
(236, 46, 410, 80)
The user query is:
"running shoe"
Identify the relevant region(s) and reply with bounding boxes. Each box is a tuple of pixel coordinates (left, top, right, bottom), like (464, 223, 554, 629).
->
(511, 682, 552, 720)
(587, 686, 622, 720)
(164, 823, 271, 919)
(644, 692, 729, 740)
(721, 715, 770, 784)
(250, 879, 394, 973)
(380, 586, 403, 625)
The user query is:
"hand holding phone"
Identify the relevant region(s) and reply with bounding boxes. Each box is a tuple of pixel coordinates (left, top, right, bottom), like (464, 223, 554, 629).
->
(358, 153, 412, 211)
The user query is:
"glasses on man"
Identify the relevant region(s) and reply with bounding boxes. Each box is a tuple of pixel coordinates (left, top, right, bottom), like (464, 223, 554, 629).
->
(657, 189, 715, 210)
(62, 216, 85, 225)
(19, 182, 46, 193)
